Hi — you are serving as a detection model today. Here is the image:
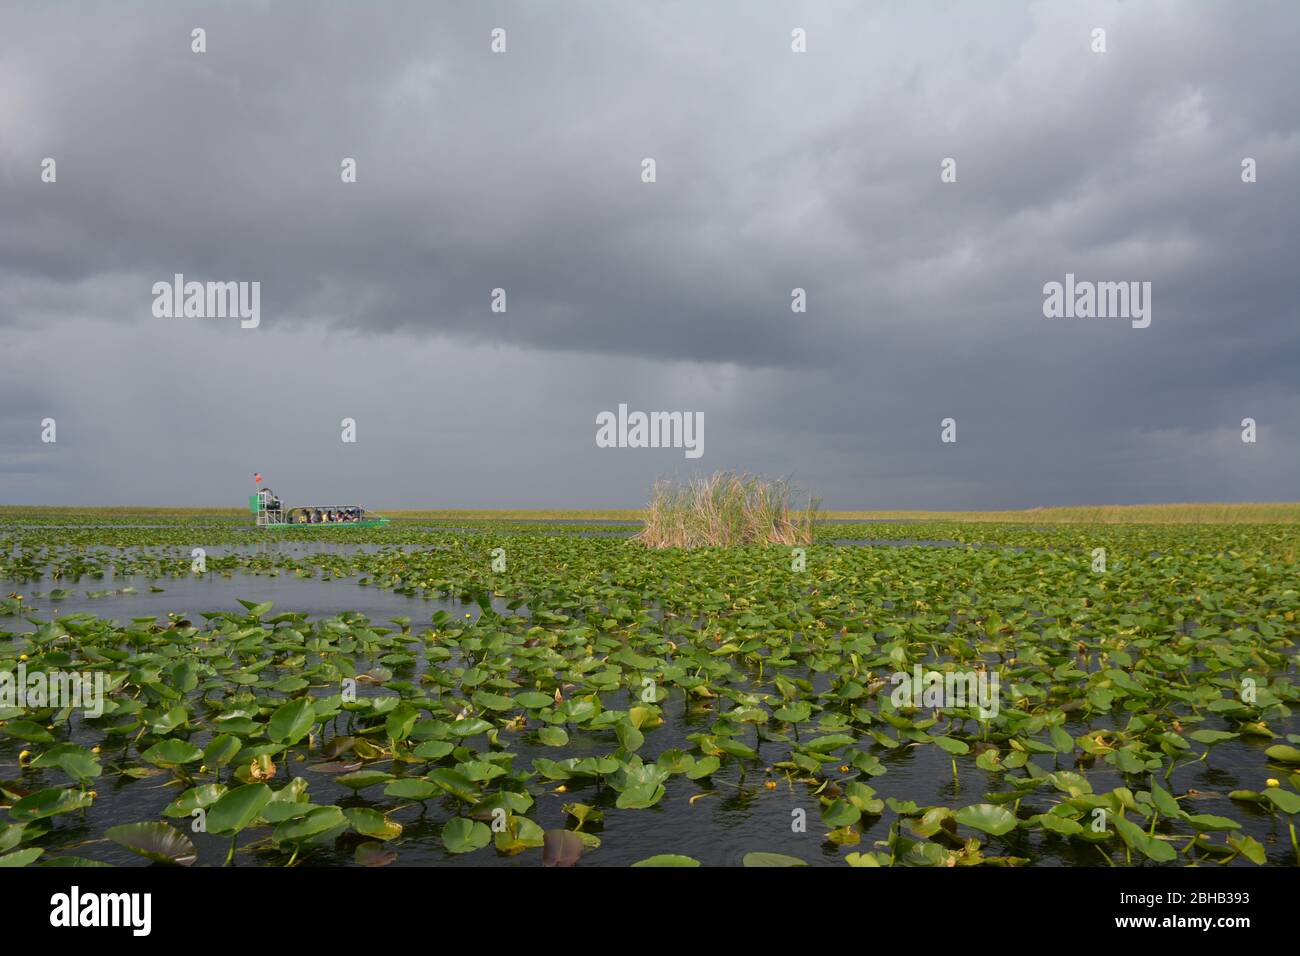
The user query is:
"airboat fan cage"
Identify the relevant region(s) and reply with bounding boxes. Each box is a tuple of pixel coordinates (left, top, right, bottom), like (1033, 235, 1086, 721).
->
(249, 488, 283, 526)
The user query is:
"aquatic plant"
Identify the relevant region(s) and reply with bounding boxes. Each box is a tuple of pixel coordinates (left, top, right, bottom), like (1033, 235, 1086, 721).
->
(637, 472, 819, 548)
(0, 511, 1296, 867)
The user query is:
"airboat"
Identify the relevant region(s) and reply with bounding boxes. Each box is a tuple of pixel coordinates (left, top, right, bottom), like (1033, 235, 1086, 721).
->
(248, 487, 390, 528)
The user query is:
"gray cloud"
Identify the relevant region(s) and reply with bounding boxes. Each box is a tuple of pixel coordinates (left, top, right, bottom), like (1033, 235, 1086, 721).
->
(1, 0, 1296, 508)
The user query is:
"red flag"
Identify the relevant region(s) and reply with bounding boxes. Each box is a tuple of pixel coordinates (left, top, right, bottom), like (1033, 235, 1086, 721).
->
(254, 473, 262, 484)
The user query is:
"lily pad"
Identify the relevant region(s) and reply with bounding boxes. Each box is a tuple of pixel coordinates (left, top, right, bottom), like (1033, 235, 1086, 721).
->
(106, 822, 197, 865)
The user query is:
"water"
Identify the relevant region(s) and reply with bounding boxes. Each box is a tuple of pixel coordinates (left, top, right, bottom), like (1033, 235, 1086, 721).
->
(2, 545, 1292, 867)
(17, 572, 489, 624)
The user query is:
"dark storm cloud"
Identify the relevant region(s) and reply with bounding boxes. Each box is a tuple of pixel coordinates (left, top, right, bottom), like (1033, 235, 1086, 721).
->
(0, 1, 1296, 507)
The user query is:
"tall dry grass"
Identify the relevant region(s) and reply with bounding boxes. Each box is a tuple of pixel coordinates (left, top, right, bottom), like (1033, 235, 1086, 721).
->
(636, 473, 819, 548)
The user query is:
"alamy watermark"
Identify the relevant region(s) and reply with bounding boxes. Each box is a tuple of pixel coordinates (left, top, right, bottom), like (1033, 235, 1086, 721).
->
(1042, 273, 1151, 329)
(595, 404, 703, 459)
(1, 665, 109, 718)
(50, 886, 151, 936)
(152, 273, 260, 329)
(890, 665, 999, 718)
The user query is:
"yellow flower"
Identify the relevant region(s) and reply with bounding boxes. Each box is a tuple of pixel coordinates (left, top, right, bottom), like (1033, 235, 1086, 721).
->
(1266, 778, 1280, 788)
(763, 781, 777, 790)
(555, 785, 568, 793)
(18, 749, 32, 764)
(18, 654, 28, 662)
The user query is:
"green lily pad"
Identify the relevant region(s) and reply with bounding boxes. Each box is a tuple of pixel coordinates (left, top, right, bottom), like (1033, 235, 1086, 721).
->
(954, 803, 1018, 836)
(142, 739, 204, 767)
(268, 698, 316, 745)
(206, 783, 273, 834)
(632, 854, 700, 867)
(441, 817, 491, 854)
(106, 822, 197, 865)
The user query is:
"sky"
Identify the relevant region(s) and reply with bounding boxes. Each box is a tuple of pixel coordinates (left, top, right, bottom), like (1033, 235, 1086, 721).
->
(1, 1, 1296, 510)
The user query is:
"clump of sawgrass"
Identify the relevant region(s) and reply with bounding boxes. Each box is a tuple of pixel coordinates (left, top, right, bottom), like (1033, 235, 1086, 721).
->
(637, 472, 819, 548)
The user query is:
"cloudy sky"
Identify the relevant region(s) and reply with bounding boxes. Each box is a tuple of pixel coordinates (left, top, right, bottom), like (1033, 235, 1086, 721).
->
(1, 1, 1296, 509)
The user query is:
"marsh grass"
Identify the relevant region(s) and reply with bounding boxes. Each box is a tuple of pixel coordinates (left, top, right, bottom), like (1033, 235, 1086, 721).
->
(819, 502, 1300, 524)
(637, 472, 819, 548)
(5, 502, 1296, 524)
